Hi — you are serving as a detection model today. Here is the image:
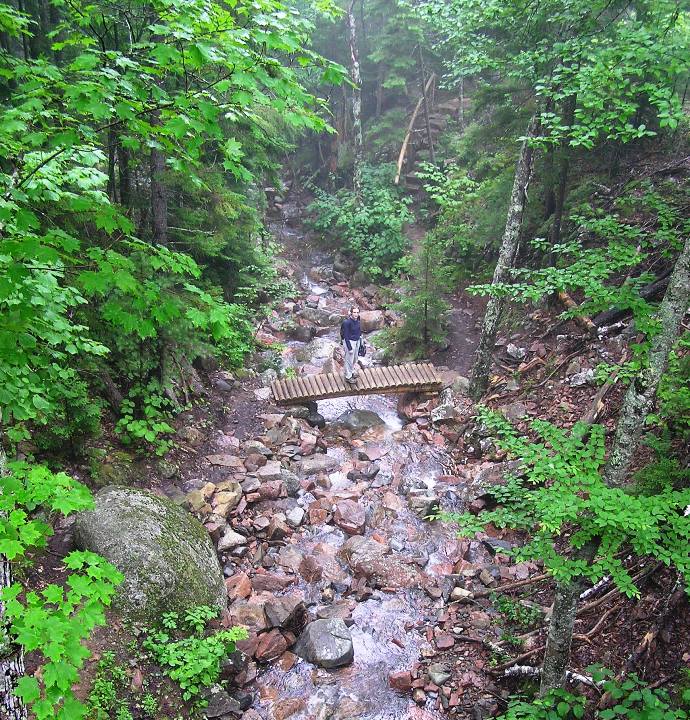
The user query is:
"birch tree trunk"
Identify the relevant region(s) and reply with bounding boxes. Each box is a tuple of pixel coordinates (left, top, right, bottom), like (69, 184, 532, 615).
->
(0, 443, 28, 720)
(603, 233, 690, 487)
(469, 115, 538, 400)
(346, 0, 363, 197)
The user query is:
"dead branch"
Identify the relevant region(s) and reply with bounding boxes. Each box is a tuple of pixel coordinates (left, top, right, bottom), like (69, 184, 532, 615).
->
(474, 573, 550, 599)
(558, 291, 596, 335)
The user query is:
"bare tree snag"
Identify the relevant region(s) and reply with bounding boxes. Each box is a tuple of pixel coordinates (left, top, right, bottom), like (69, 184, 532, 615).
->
(469, 115, 538, 400)
(418, 45, 435, 164)
(346, 0, 363, 197)
(394, 74, 436, 185)
(0, 443, 28, 720)
(603, 234, 690, 487)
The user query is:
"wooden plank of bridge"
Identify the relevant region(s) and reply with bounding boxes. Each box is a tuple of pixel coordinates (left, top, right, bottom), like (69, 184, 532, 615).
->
(270, 362, 442, 405)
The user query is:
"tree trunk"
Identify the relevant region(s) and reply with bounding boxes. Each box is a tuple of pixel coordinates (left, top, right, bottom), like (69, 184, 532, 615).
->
(0, 444, 28, 720)
(539, 577, 580, 693)
(603, 234, 690, 487)
(149, 110, 167, 245)
(459, 76, 465, 129)
(346, 0, 363, 196)
(419, 45, 435, 164)
(469, 115, 538, 400)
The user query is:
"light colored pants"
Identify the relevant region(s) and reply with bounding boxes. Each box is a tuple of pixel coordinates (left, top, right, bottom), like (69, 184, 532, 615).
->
(343, 339, 360, 380)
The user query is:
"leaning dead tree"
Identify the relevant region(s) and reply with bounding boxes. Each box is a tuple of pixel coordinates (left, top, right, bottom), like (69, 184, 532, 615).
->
(469, 115, 538, 400)
(394, 73, 436, 185)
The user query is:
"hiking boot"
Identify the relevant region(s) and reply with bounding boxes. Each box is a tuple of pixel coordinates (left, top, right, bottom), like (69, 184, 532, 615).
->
(345, 376, 357, 385)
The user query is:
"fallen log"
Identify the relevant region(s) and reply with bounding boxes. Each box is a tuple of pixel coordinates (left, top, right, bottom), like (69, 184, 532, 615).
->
(593, 270, 672, 327)
(394, 73, 436, 186)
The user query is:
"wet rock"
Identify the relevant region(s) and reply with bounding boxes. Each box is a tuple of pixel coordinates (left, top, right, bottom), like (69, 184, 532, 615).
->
(358, 310, 385, 332)
(287, 322, 316, 342)
(336, 409, 385, 432)
(412, 689, 426, 705)
(297, 454, 338, 477)
(280, 469, 301, 497)
(407, 489, 439, 518)
(229, 601, 269, 634)
(251, 573, 294, 593)
(225, 572, 252, 601)
(206, 454, 245, 470)
(306, 411, 326, 429)
(286, 506, 305, 528)
(428, 663, 451, 686)
(284, 405, 310, 420)
(264, 595, 307, 633)
(273, 698, 304, 720)
(218, 528, 248, 552)
(293, 618, 354, 668)
(339, 536, 418, 588)
(266, 515, 290, 541)
(371, 470, 392, 488)
(255, 628, 288, 662)
(185, 490, 208, 514)
(202, 684, 242, 718)
(256, 461, 283, 483)
(431, 403, 460, 423)
(389, 671, 413, 691)
(347, 462, 379, 481)
(334, 499, 366, 535)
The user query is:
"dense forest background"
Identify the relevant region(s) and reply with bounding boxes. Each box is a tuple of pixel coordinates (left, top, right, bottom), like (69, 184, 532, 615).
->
(1, 0, 689, 717)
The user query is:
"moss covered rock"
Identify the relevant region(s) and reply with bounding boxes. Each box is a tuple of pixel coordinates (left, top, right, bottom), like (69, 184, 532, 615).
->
(74, 486, 226, 620)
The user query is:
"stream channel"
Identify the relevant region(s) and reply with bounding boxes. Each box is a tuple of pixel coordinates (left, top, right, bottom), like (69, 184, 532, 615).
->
(247, 204, 474, 720)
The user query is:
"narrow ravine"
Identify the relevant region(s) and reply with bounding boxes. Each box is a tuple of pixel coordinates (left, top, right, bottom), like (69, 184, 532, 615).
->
(217, 197, 486, 720)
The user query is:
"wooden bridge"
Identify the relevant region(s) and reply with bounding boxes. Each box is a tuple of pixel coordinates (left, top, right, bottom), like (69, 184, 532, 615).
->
(270, 363, 442, 406)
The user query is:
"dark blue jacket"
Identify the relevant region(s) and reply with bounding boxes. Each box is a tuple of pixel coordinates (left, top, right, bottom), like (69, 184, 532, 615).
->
(342, 317, 361, 351)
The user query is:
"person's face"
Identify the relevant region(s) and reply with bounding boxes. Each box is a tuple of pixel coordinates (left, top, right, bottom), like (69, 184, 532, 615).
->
(351, 309, 360, 318)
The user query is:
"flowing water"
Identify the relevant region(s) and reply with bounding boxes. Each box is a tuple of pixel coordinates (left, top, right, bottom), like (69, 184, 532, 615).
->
(253, 204, 468, 720)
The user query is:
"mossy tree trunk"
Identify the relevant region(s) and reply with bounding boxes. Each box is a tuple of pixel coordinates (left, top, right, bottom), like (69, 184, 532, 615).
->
(603, 233, 690, 487)
(469, 115, 538, 400)
(539, 236, 690, 695)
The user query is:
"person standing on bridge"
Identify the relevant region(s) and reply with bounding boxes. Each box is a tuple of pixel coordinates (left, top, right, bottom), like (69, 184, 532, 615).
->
(341, 305, 362, 385)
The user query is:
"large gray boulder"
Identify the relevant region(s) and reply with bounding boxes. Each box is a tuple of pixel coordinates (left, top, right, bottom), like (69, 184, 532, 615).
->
(336, 409, 385, 433)
(294, 619, 354, 668)
(74, 486, 226, 619)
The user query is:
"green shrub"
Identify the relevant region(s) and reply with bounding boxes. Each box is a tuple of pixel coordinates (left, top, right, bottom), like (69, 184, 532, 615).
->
(307, 165, 413, 279)
(143, 606, 248, 704)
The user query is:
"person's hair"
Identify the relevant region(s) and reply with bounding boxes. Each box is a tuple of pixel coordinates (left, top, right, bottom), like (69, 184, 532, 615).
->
(349, 305, 360, 315)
